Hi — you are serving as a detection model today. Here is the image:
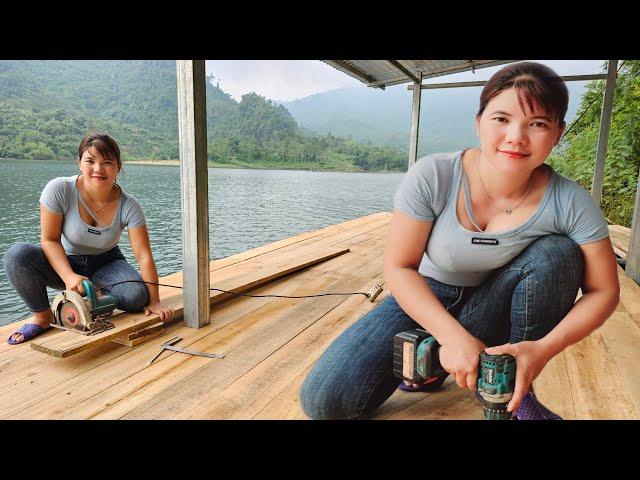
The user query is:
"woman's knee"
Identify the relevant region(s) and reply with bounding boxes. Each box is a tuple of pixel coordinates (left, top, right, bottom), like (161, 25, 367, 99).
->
(519, 234, 584, 283)
(113, 282, 150, 312)
(3, 243, 39, 274)
(299, 367, 364, 420)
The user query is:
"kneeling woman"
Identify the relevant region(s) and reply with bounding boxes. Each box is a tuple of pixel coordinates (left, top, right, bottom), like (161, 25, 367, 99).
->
(4, 132, 174, 344)
(300, 62, 620, 420)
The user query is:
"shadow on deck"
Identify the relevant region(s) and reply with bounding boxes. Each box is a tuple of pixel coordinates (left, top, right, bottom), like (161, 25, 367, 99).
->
(0, 213, 638, 419)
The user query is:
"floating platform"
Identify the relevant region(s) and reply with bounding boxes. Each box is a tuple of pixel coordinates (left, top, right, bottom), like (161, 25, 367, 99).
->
(0, 213, 638, 419)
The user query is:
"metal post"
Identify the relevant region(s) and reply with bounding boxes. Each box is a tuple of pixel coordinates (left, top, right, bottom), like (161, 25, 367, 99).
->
(176, 60, 210, 328)
(626, 169, 640, 284)
(408, 74, 422, 168)
(591, 60, 618, 205)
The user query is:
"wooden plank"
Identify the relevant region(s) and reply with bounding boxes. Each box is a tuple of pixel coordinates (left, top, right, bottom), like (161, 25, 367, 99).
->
(185, 249, 389, 418)
(532, 351, 577, 419)
(78, 274, 379, 419)
(378, 378, 482, 420)
(562, 330, 639, 419)
(124, 322, 165, 341)
(4, 224, 388, 419)
(111, 328, 165, 347)
(0, 216, 390, 417)
(121, 259, 385, 419)
(29, 246, 350, 358)
(0, 278, 303, 418)
(617, 265, 640, 316)
(597, 311, 640, 415)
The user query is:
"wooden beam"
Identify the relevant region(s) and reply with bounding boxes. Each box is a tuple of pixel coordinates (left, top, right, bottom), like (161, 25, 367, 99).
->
(30, 246, 350, 358)
(408, 75, 422, 168)
(591, 60, 618, 205)
(626, 171, 640, 284)
(407, 74, 608, 90)
(177, 60, 210, 328)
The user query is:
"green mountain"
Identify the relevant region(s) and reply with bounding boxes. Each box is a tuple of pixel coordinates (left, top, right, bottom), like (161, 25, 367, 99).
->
(0, 61, 406, 171)
(281, 81, 591, 155)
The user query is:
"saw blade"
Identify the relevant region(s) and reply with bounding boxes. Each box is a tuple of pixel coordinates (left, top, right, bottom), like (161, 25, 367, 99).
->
(54, 291, 92, 332)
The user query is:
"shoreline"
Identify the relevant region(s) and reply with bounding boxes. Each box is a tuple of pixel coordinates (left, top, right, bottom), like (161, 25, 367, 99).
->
(1, 157, 402, 174)
(124, 160, 399, 174)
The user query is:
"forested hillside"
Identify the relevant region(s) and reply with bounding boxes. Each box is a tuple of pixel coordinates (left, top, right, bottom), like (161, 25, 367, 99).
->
(0, 61, 406, 171)
(549, 60, 639, 226)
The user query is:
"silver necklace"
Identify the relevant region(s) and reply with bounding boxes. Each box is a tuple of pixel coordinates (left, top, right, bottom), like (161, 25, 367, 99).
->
(476, 157, 534, 215)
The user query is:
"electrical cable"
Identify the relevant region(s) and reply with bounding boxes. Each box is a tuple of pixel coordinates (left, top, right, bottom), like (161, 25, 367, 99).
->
(95, 279, 374, 299)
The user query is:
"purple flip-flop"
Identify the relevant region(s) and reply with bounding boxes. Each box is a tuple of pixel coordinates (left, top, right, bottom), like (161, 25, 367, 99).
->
(512, 392, 563, 420)
(6, 323, 50, 345)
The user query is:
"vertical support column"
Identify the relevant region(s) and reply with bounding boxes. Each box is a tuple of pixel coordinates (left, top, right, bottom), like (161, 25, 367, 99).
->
(591, 60, 618, 205)
(408, 76, 422, 168)
(176, 60, 210, 328)
(626, 170, 640, 284)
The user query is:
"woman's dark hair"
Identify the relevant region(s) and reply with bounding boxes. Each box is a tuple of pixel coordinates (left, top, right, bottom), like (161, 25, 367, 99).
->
(477, 62, 569, 127)
(78, 132, 122, 170)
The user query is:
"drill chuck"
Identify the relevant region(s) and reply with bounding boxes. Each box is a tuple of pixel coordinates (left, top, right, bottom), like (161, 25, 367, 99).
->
(477, 352, 517, 420)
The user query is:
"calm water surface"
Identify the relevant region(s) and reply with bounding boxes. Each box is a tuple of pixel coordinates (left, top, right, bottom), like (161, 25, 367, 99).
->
(0, 159, 404, 325)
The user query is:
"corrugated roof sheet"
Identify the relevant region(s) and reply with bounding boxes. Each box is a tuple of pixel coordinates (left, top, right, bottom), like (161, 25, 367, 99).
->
(323, 60, 518, 89)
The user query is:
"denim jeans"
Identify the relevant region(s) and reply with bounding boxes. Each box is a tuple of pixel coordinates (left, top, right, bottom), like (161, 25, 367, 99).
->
(3, 242, 150, 314)
(300, 234, 585, 420)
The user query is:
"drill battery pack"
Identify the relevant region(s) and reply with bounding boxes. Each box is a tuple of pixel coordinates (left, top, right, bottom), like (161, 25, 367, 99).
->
(393, 328, 433, 382)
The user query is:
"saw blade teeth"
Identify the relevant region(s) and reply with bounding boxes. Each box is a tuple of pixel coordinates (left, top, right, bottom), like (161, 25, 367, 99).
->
(53, 290, 92, 333)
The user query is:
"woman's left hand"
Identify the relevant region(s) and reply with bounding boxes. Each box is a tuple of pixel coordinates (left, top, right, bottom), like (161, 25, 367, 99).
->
(145, 301, 175, 322)
(483, 341, 552, 413)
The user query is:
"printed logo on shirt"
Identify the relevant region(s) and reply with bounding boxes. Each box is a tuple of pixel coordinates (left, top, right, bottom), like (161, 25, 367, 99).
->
(471, 237, 498, 245)
(87, 228, 101, 235)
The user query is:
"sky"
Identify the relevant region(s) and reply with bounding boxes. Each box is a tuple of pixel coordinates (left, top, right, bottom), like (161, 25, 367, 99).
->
(205, 60, 608, 103)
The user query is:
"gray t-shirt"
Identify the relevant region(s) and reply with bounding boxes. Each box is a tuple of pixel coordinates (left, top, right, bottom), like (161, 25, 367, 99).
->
(393, 150, 610, 287)
(39, 175, 146, 255)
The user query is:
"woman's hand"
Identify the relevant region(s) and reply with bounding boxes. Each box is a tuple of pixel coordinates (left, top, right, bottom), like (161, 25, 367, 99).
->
(145, 301, 175, 322)
(484, 341, 552, 413)
(439, 334, 487, 391)
(63, 274, 90, 295)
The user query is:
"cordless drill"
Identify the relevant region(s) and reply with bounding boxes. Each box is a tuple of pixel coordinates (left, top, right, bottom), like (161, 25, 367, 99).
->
(393, 329, 517, 420)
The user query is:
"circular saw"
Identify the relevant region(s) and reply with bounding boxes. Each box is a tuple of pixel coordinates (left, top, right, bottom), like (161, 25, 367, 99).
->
(51, 279, 117, 335)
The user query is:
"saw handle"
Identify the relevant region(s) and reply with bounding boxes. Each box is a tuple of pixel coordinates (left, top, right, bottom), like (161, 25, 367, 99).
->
(81, 279, 97, 305)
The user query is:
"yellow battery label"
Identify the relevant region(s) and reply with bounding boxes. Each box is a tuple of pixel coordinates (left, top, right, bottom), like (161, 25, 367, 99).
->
(403, 342, 414, 379)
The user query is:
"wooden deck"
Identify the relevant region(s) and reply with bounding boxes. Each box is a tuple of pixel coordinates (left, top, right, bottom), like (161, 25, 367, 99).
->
(0, 212, 639, 419)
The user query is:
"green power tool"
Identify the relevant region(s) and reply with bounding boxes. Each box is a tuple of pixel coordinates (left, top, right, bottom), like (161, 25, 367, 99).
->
(393, 328, 517, 420)
(51, 279, 117, 335)
(476, 352, 517, 420)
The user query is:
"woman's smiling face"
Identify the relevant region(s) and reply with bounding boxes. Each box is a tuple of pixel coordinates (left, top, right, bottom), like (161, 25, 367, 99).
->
(79, 146, 119, 186)
(476, 87, 565, 174)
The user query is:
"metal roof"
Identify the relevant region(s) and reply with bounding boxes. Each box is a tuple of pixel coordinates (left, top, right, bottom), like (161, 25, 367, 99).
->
(323, 60, 518, 89)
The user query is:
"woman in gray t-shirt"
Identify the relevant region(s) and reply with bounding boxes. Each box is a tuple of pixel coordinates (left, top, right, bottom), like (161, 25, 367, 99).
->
(4, 133, 174, 344)
(300, 62, 621, 420)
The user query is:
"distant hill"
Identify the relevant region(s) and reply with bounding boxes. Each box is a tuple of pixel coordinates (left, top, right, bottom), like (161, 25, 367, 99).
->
(0, 61, 405, 171)
(281, 81, 590, 155)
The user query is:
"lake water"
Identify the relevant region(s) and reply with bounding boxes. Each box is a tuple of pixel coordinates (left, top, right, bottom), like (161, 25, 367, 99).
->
(0, 159, 405, 325)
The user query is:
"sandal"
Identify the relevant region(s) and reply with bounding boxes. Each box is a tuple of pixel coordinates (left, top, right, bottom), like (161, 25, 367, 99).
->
(398, 373, 450, 392)
(6, 323, 50, 345)
(512, 391, 562, 420)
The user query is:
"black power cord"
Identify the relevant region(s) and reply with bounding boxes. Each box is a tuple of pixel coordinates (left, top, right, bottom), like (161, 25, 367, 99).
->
(95, 279, 382, 301)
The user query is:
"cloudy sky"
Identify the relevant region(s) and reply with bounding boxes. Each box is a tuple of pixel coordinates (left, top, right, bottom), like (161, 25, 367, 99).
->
(205, 60, 608, 102)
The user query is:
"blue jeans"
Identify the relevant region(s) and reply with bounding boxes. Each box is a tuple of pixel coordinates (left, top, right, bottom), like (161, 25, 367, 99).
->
(300, 234, 584, 420)
(3, 243, 150, 314)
